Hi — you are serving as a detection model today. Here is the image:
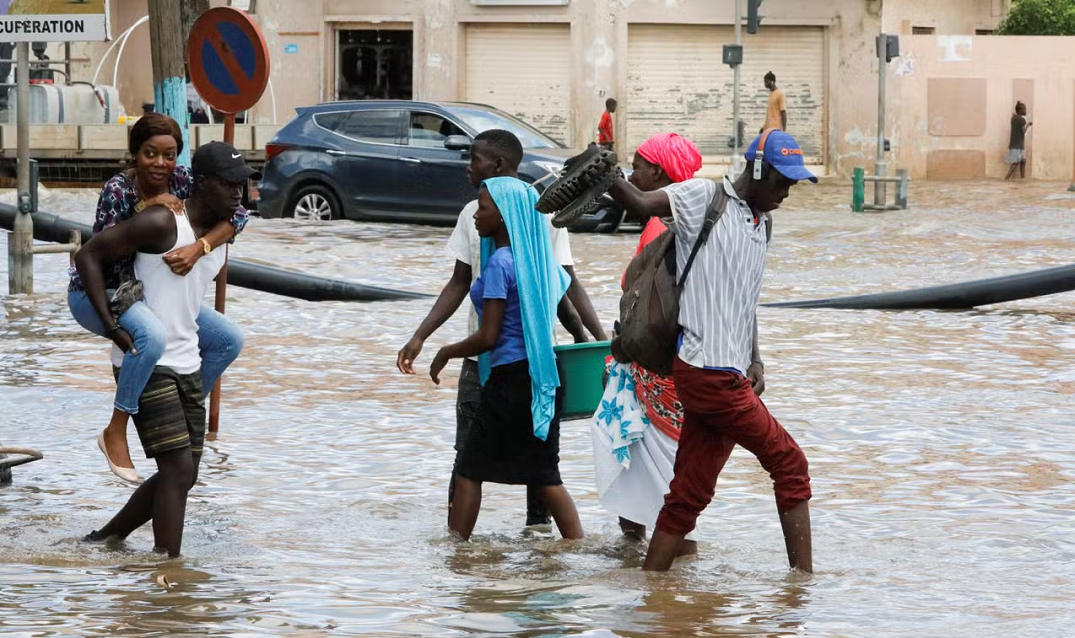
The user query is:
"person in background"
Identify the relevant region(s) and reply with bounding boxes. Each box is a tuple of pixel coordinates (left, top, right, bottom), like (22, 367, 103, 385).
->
(78, 143, 256, 557)
(397, 129, 602, 528)
(599, 98, 617, 152)
(187, 77, 210, 124)
(430, 176, 583, 542)
(1004, 101, 1032, 181)
(67, 115, 247, 483)
(763, 72, 787, 132)
(29, 42, 53, 83)
(608, 130, 816, 573)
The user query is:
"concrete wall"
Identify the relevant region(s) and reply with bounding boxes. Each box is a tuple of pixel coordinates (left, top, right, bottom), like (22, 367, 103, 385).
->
(243, 0, 882, 174)
(67, 0, 1073, 183)
(66, 0, 229, 120)
(883, 0, 1010, 35)
(877, 35, 1074, 181)
(70, 0, 153, 118)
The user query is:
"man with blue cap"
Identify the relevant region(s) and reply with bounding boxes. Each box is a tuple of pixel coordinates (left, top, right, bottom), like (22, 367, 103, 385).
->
(608, 129, 816, 574)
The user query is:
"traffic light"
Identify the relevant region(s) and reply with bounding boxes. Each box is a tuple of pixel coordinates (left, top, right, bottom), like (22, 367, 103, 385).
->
(747, 0, 763, 34)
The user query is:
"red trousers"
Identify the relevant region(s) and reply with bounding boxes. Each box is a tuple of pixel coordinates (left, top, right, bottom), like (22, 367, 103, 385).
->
(655, 358, 812, 536)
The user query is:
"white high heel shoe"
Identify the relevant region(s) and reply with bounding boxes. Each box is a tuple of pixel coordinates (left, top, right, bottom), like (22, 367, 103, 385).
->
(97, 430, 140, 483)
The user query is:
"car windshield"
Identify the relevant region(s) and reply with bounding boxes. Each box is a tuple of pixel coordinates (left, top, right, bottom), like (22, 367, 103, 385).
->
(445, 105, 564, 150)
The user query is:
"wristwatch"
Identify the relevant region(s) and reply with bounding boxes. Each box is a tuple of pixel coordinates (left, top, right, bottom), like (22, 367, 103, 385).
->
(198, 238, 212, 255)
(133, 200, 147, 213)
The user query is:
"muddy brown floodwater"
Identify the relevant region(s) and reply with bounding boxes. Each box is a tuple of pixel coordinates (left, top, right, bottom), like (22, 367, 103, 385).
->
(2, 180, 1075, 637)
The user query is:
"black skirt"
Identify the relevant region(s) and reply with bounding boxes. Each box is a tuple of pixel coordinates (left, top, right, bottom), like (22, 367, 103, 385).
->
(455, 359, 564, 486)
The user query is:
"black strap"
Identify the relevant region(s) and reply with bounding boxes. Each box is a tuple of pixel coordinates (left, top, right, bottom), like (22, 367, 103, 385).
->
(677, 185, 729, 289)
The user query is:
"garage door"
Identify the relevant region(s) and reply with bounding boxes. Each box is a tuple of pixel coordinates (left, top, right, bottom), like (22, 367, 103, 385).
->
(626, 25, 826, 161)
(465, 24, 573, 146)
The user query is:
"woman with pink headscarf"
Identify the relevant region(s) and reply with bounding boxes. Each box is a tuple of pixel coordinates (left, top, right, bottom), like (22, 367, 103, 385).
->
(592, 133, 706, 555)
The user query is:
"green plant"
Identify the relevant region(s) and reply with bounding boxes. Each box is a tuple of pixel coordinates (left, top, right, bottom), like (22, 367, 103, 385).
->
(997, 0, 1075, 35)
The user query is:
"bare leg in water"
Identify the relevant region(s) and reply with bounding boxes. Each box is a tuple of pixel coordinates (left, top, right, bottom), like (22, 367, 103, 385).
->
(537, 485, 583, 540)
(620, 518, 697, 555)
(102, 408, 136, 471)
(449, 475, 583, 541)
(87, 446, 199, 557)
(449, 474, 482, 541)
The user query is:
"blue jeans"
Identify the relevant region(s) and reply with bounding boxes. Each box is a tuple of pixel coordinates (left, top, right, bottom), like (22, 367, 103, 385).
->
(67, 290, 244, 414)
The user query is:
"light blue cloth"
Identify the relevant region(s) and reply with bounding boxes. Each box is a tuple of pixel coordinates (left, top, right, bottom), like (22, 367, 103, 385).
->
(478, 176, 570, 441)
(592, 361, 652, 468)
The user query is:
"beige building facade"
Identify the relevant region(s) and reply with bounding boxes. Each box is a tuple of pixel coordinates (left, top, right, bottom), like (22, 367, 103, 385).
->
(883, 0, 1010, 35)
(233, 0, 888, 171)
(69, 0, 1075, 182)
(885, 35, 1074, 181)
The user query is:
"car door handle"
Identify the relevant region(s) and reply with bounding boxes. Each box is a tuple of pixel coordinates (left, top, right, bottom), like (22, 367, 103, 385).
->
(326, 149, 346, 156)
(400, 156, 422, 164)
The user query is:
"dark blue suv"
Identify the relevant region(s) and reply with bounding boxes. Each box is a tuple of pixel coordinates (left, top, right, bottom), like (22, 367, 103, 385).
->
(256, 100, 624, 231)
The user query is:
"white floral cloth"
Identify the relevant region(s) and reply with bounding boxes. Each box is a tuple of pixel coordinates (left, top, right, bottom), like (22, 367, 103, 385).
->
(591, 361, 651, 468)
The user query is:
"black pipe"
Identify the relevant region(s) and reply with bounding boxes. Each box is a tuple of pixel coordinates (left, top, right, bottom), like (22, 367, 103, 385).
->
(765, 263, 1075, 310)
(0, 204, 430, 302)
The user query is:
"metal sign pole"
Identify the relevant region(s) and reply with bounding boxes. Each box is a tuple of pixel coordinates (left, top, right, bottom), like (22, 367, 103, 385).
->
(875, 34, 888, 208)
(732, 0, 743, 176)
(9, 42, 33, 295)
(207, 112, 236, 434)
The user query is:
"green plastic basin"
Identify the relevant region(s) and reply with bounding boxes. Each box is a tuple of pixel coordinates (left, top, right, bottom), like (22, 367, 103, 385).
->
(554, 340, 612, 420)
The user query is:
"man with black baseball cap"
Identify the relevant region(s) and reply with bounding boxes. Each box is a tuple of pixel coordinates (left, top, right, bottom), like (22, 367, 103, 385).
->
(192, 140, 263, 184)
(76, 141, 256, 557)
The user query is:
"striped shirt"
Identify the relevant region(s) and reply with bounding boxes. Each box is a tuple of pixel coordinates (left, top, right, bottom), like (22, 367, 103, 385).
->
(665, 177, 768, 373)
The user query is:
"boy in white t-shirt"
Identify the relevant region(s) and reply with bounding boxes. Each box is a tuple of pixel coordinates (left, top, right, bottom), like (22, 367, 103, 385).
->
(397, 129, 606, 526)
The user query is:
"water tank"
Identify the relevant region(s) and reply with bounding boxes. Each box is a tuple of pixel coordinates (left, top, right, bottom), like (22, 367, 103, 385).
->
(3, 83, 123, 124)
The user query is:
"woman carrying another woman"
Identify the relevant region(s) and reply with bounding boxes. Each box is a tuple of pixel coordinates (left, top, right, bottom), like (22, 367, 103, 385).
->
(593, 133, 765, 556)
(430, 176, 583, 542)
(67, 113, 247, 483)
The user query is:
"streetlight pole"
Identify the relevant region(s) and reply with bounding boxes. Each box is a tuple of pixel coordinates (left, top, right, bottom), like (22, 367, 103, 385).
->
(875, 33, 888, 208)
(732, 0, 742, 176)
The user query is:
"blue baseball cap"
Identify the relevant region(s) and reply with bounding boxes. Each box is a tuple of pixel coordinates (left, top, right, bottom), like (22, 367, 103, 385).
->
(744, 131, 818, 183)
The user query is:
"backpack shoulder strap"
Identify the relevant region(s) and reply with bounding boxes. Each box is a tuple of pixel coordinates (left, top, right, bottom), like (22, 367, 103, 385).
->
(677, 182, 729, 289)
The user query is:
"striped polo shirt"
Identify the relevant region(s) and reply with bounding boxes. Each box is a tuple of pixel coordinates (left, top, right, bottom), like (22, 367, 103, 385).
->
(664, 176, 769, 373)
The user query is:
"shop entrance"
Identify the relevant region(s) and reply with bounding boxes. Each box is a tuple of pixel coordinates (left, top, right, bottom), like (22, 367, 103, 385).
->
(336, 29, 413, 101)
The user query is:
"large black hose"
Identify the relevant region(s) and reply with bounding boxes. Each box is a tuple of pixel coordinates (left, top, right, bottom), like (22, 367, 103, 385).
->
(765, 262, 1075, 310)
(0, 204, 430, 302)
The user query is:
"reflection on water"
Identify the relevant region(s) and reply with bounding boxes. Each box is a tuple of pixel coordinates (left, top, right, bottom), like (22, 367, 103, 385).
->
(2, 181, 1075, 637)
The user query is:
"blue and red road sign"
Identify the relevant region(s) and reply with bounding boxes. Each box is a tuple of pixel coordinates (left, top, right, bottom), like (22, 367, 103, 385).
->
(187, 7, 269, 114)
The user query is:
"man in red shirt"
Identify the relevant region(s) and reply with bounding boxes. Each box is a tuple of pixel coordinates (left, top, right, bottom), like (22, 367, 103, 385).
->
(598, 98, 617, 152)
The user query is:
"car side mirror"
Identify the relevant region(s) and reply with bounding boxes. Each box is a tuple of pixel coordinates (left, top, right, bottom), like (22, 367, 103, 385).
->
(444, 135, 472, 152)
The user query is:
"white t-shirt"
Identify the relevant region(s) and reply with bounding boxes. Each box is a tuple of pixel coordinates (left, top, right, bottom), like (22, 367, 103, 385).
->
(447, 199, 574, 337)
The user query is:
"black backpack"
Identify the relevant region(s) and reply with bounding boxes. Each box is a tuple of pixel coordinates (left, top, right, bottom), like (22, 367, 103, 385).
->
(613, 186, 730, 376)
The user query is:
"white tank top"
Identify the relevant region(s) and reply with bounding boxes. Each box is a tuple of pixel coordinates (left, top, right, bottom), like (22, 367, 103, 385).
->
(110, 213, 226, 375)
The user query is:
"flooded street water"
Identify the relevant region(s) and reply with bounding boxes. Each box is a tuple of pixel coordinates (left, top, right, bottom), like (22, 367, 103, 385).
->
(2, 180, 1075, 637)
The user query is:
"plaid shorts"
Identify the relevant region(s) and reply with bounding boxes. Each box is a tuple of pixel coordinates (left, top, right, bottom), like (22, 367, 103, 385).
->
(112, 366, 206, 458)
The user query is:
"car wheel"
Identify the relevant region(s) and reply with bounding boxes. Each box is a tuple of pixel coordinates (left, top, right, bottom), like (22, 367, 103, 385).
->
(289, 184, 340, 221)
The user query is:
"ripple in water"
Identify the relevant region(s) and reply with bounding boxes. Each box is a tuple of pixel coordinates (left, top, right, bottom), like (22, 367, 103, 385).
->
(2, 182, 1075, 637)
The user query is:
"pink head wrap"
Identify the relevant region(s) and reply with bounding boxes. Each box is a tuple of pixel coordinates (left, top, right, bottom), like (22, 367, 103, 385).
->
(636, 133, 703, 183)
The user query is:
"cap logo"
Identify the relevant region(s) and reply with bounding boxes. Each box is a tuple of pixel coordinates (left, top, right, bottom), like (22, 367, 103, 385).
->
(781, 148, 803, 157)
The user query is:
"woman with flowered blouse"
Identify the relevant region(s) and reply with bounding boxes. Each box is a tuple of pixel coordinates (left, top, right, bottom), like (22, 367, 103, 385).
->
(67, 113, 247, 483)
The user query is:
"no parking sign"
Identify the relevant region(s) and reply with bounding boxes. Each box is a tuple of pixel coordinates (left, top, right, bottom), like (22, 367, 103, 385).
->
(188, 7, 269, 114)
